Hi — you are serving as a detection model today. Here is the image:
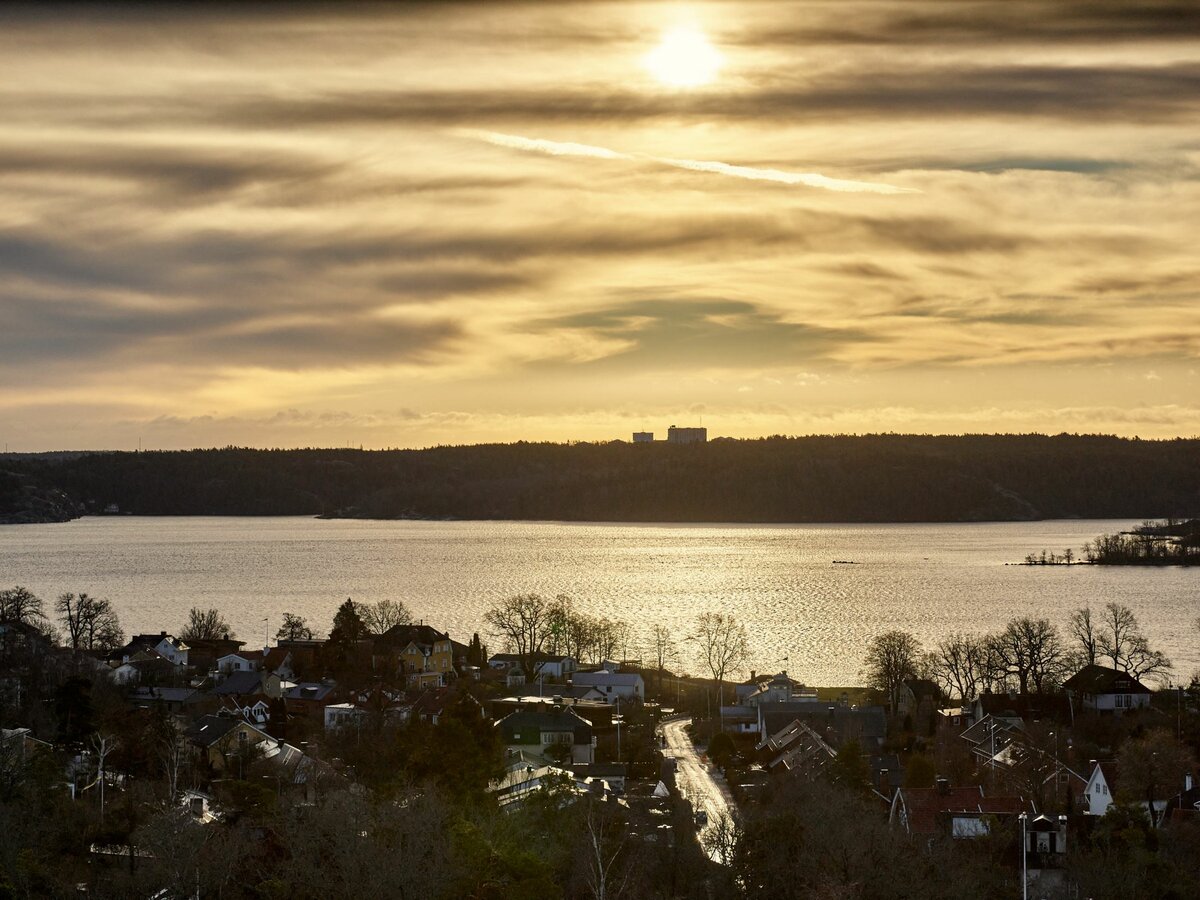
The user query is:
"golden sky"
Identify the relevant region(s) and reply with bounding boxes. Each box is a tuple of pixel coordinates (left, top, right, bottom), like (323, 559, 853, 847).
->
(2, 1, 1199, 449)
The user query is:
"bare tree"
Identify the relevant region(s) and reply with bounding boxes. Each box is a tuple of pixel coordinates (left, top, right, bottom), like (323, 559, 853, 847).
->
(0, 586, 45, 624)
(87, 732, 119, 825)
(484, 594, 551, 682)
(987, 617, 1066, 695)
(158, 727, 188, 803)
(179, 607, 233, 641)
(929, 632, 986, 702)
(1069, 607, 1100, 666)
(863, 630, 921, 715)
(692, 612, 749, 723)
(583, 799, 631, 900)
(1123, 633, 1172, 683)
(702, 811, 743, 867)
(1097, 603, 1171, 683)
(648, 624, 679, 693)
(275, 611, 314, 641)
(57, 592, 124, 652)
(359, 599, 413, 635)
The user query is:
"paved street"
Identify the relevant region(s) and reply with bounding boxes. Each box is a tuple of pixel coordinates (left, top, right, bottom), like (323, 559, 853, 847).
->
(660, 718, 737, 863)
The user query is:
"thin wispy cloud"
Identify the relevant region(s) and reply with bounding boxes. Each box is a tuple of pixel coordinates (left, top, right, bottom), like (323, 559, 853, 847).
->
(457, 129, 916, 195)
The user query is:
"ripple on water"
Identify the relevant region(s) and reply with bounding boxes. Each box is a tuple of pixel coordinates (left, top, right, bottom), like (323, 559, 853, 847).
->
(0, 517, 1196, 685)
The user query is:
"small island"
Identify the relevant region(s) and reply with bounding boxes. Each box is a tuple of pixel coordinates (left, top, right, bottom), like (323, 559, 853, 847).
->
(1022, 519, 1200, 566)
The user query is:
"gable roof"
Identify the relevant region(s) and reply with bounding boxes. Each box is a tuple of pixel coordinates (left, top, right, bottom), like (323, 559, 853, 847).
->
(895, 785, 1028, 836)
(1063, 665, 1152, 695)
(185, 714, 268, 748)
(497, 706, 593, 743)
(376, 623, 449, 649)
(213, 670, 268, 695)
(284, 681, 336, 702)
(760, 703, 887, 749)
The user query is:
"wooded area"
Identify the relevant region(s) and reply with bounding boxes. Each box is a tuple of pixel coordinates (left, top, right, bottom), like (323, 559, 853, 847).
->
(3, 434, 1199, 523)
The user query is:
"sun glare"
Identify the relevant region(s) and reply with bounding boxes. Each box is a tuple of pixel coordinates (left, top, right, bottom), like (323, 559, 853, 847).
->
(644, 25, 723, 87)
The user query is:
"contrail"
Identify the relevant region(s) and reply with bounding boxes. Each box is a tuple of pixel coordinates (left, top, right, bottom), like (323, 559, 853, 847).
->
(456, 129, 915, 195)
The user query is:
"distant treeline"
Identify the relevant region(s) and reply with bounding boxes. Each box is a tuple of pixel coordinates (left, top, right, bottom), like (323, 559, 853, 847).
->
(3, 434, 1200, 523)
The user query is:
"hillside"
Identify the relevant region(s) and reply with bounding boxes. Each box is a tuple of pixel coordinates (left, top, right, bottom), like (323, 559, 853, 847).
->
(2, 434, 1199, 524)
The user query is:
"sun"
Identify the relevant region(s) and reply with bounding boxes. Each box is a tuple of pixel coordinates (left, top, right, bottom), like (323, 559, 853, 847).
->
(643, 25, 723, 88)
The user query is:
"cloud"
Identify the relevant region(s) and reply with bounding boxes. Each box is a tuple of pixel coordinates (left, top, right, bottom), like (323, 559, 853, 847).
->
(459, 129, 915, 194)
(524, 298, 874, 370)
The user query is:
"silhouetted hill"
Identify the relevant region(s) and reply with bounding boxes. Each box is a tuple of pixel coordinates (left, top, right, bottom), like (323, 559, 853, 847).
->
(2, 434, 1199, 523)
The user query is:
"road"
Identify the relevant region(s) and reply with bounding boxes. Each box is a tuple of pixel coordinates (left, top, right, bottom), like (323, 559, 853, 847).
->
(660, 718, 737, 863)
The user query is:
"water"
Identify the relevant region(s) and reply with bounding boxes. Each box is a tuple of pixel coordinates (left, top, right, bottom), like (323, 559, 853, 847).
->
(1, 517, 1195, 685)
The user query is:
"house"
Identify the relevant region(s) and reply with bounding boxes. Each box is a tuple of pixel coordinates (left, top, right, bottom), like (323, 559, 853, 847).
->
(109, 649, 177, 686)
(756, 718, 836, 776)
(1063, 665, 1152, 714)
(896, 678, 942, 727)
(273, 638, 323, 677)
(491, 693, 614, 729)
(128, 685, 208, 714)
(572, 670, 644, 701)
(111, 632, 189, 667)
(890, 779, 1029, 838)
(937, 706, 975, 730)
(284, 681, 338, 720)
(489, 653, 577, 680)
(263, 647, 295, 680)
(1164, 773, 1200, 824)
(217, 650, 264, 673)
(218, 695, 272, 727)
(376, 623, 468, 688)
(411, 687, 485, 724)
(182, 636, 246, 673)
(1081, 759, 1172, 825)
(185, 714, 273, 772)
(960, 714, 1024, 768)
(758, 702, 887, 751)
(324, 702, 366, 732)
(971, 691, 1071, 724)
(496, 704, 596, 765)
(213, 669, 281, 699)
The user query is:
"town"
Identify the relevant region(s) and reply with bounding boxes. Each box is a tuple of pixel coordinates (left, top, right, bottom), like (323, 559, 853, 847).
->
(1, 587, 1198, 899)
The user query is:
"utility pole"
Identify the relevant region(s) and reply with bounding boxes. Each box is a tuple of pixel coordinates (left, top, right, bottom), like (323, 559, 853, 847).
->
(615, 696, 621, 762)
(1019, 812, 1028, 900)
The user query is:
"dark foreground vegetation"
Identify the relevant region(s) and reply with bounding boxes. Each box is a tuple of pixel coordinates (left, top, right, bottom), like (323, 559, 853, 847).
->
(4, 434, 1200, 523)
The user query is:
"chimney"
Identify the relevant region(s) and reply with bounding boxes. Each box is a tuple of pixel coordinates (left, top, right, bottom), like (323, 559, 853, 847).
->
(1187, 772, 1194, 793)
(935, 776, 950, 795)
(749, 670, 756, 683)
(879, 768, 889, 794)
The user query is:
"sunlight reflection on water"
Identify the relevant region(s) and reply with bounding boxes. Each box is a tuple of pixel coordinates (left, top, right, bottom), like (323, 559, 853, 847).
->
(2, 517, 1196, 685)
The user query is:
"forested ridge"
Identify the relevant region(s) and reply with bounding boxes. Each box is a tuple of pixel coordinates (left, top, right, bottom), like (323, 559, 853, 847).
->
(3, 434, 1200, 523)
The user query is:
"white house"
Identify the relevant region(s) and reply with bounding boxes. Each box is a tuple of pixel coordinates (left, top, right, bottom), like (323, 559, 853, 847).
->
(1082, 760, 1170, 824)
(218, 651, 264, 674)
(572, 670, 644, 701)
(1063, 665, 1152, 715)
(1082, 761, 1117, 817)
(488, 653, 578, 680)
(324, 702, 366, 732)
(119, 633, 189, 667)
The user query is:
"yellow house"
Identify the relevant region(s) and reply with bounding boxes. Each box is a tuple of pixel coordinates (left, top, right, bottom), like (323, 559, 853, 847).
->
(381, 625, 466, 688)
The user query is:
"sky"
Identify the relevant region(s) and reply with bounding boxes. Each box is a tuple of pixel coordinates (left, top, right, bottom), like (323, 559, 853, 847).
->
(2, 1, 1199, 450)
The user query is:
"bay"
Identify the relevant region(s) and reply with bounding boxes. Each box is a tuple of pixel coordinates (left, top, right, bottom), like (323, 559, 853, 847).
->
(1, 516, 1195, 685)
